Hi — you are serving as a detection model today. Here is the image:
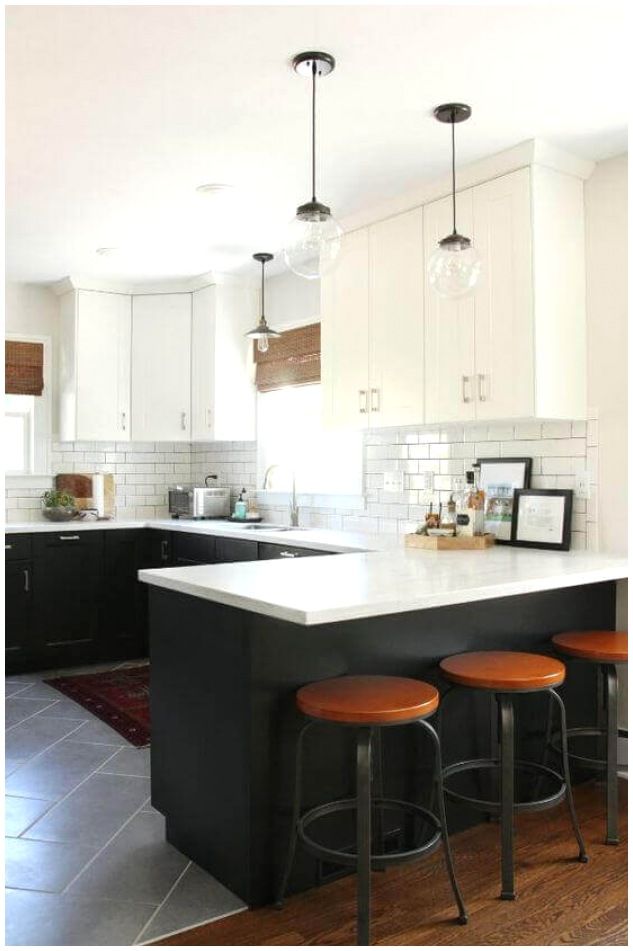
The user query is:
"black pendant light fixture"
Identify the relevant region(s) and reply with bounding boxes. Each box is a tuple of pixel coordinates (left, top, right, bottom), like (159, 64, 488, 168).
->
(428, 103, 482, 299)
(245, 253, 281, 354)
(283, 51, 342, 280)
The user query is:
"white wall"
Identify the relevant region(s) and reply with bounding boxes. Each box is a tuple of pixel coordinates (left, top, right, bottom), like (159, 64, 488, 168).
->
(265, 269, 320, 330)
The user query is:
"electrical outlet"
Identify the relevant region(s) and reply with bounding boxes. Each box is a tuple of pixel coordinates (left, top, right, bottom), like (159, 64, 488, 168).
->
(418, 471, 434, 491)
(575, 470, 591, 500)
(383, 471, 404, 493)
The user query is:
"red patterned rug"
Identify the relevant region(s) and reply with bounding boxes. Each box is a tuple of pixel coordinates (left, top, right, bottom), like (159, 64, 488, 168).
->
(44, 665, 150, 747)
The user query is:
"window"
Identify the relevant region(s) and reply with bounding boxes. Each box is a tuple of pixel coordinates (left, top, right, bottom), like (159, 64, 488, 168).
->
(4, 334, 51, 476)
(257, 383, 362, 497)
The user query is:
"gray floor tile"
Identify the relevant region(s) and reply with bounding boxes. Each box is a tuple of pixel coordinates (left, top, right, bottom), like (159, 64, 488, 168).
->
(7, 740, 119, 801)
(41, 697, 98, 719)
(23, 772, 151, 848)
(5, 888, 155, 947)
(5, 836, 98, 892)
(10, 681, 65, 701)
(5, 759, 25, 778)
(98, 746, 151, 777)
(69, 718, 131, 746)
(68, 810, 188, 905)
(5, 696, 59, 728)
(5, 680, 36, 698)
(5, 795, 52, 837)
(137, 862, 245, 944)
(5, 716, 85, 760)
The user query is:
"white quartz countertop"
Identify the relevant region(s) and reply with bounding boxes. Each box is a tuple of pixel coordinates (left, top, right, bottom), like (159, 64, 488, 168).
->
(4, 518, 385, 554)
(138, 547, 628, 626)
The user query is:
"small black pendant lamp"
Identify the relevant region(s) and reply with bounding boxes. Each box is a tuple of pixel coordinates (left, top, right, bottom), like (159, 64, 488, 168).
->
(245, 253, 281, 354)
(428, 103, 482, 298)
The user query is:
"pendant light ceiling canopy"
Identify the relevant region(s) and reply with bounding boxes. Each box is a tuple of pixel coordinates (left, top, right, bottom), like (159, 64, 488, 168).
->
(283, 51, 342, 281)
(245, 252, 281, 353)
(428, 102, 482, 299)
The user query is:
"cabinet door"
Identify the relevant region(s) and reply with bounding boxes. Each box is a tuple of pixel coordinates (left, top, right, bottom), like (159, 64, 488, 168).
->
(102, 530, 145, 661)
(5, 560, 32, 671)
(215, 537, 258, 563)
(258, 542, 330, 560)
(321, 228, 370, 429)
(142, 530, 173, 568)
(191, 285, 216, 441)
(369, 209, 425, 427)
(131, 294, 192, 440)
(32, 532, 104, 667)
(423, 191, 477, 423)
(172, 532, 216, 566)
(76, 291, 132, 441)
(473, 168, 534, 418)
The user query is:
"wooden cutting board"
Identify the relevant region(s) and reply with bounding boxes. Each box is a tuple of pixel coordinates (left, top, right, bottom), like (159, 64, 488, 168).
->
(55, 473, 115, 517)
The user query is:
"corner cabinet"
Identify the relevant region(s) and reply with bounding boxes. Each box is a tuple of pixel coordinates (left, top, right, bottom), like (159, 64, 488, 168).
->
(131, 293, 192, 441)
(59, 290, 132, 441)
(424, 166, 586, 423)
(321, 208, 425, 430)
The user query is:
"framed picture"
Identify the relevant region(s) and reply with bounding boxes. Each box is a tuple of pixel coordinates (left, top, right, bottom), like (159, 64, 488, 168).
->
(476, 457, 532, 543)
(510, 489, 573, 551)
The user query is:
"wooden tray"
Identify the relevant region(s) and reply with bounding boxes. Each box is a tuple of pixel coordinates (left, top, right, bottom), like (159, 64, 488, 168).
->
(405, 532, 496, 550)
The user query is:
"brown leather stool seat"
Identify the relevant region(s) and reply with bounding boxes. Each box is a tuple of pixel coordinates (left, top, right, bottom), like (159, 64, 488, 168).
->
(439, 650, 566, 692)
(297, 674, 439, 724)
(550, 630, 627, 845)
(552, 630, 628, 664)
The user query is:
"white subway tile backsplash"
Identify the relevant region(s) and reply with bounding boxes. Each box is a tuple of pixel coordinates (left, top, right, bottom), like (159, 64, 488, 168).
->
(542, 421, 573, 439)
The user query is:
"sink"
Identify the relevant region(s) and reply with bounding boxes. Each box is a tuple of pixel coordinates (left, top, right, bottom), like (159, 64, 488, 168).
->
(241, 524, 303, 532)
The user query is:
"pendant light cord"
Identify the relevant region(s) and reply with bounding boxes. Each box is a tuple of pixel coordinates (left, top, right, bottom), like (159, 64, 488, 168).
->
(451, 112, 457, 236)
(311, 59, 317, 203)
(261, 259, 265, 321)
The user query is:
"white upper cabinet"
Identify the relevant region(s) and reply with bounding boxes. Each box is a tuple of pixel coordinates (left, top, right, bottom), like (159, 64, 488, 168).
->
(369, 208, 425, 428)
(423, 165, 586, 423)
(59, 290, 132, 442)
(191, 283, 257, 441)
(321, 227, 370, 430)
(131, 294, 192, 441)
(423, 191, 477, 423)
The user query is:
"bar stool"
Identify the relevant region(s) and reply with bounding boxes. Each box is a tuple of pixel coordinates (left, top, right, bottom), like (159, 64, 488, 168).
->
(439, 651, 588, 901)
(275, 674, 468, 945)
(550, 630, 628, 845)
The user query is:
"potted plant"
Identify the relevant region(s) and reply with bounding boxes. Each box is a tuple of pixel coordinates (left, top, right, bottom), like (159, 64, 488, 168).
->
(41, 489, 78, 521)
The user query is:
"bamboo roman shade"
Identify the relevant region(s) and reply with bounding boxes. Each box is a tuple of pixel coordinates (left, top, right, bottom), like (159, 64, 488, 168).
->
(5, 340, 44, 396)
(254, 323, 321, 392)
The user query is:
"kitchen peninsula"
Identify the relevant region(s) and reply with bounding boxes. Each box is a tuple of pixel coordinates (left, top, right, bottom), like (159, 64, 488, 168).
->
(138, 544, 626, 906)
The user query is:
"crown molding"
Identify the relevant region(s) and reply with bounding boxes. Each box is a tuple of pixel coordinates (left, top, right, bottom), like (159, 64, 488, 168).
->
(48, 270, 261, 296)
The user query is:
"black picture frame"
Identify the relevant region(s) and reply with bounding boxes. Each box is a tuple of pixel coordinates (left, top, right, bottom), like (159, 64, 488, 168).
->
(476, 457, 532, 544)
(510, 489, 573, 551)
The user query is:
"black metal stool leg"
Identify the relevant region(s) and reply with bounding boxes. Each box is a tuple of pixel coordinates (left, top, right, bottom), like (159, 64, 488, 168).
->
(275, 721, 312, 909)
(534, 690, 555, 801)
(371, 727, 385, 859)
(604, 664, 619, 845)
(418, 719, 468, 925)
(356, 727, 373, 946)
(549, 689, 588, 862)
(498, 694, 516, 900)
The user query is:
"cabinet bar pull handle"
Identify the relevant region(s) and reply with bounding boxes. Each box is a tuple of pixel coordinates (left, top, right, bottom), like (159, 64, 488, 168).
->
(279, 551, 297, 558)
(370, 388, 380, 412)
(121, 411, 126, 431)
(478, 373, 487, 402)
(161, 539, 169, 561)
(5, 543, 12, 550)
(181, 412, 188, 430)
(59, 534, 80, 541)
(462, 375, 472, 403)
(358, 390, 368, 414)
(23, 568, 29, 593)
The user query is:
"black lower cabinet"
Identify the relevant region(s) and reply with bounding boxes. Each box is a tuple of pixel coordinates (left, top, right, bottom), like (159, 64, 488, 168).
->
(143, 530, 173, 568)
(102, 530, 146, 661)
(5, 559, 33, 673)
(32, 531, 104, 670)
(215, 537, 258, 563)
(258, 542, 331, 560)
(172, 532, 216, 567)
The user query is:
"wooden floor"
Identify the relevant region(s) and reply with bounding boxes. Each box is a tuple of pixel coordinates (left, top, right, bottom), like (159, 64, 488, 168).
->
(155, 781, 627, 946)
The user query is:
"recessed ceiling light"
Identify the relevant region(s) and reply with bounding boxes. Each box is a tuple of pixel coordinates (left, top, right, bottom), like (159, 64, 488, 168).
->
(195, 183, 233, 196)
(95, 247, 119, 256)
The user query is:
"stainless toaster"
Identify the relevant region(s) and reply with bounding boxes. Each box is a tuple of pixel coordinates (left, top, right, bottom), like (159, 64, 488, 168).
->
(168, 484, 231, 519)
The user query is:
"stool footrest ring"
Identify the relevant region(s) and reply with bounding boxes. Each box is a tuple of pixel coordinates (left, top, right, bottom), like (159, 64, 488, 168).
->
(443, 758, 566, 814)
(297, 797, 441, 869)
(548, 726, 628, 771)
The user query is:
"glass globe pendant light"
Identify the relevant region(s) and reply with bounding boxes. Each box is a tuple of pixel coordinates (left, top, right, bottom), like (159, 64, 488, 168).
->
(428, 103, 482, 299)
(245, 253, 281, 354)
(283, 51, 342, 280)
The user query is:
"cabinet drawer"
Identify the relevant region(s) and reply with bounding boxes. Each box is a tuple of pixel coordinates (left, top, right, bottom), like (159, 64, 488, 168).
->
(5, 534, 32, 561)
(215, 537, 258, 563)
(258, 542, 332, 560)
(34, 530, 104, 553)
(173, 532, 216, 566)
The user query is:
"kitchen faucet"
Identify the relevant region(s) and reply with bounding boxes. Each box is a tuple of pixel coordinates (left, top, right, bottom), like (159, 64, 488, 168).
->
(262, 464, 299, 527)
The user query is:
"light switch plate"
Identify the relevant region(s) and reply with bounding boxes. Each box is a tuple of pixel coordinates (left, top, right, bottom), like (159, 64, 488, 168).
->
(383, 471, 404, 493)
(575, 470, 591, 500)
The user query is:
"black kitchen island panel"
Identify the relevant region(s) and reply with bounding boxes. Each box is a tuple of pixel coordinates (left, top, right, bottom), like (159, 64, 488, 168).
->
(147, 580, 616, 906)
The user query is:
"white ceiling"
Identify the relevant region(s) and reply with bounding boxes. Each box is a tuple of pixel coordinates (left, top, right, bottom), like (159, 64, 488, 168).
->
(6, 2, 628, 284)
